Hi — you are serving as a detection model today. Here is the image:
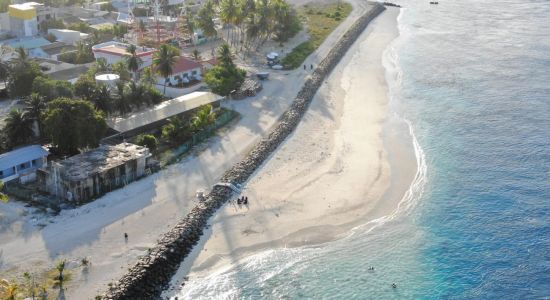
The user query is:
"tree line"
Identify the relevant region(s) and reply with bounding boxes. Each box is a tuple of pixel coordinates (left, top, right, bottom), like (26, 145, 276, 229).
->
(0, 46, 164, 155)
(193, 0, 302, 54)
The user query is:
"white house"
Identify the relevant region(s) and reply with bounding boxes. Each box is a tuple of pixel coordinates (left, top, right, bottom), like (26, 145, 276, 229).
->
(0, 145, 49, 184)
(48, 28, 89, 45)
(156, 55, 202, 86)
(91, 41, 155, 70)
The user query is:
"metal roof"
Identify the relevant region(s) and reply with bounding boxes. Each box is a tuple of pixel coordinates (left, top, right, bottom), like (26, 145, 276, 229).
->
(107, 91, 223, 133)
(0, 145, 49, 171)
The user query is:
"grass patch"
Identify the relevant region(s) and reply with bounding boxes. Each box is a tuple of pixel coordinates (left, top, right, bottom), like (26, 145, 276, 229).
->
(282, 1, 353, 69)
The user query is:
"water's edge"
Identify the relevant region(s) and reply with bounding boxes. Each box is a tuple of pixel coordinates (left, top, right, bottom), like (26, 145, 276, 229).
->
(102, 4, 387, 299)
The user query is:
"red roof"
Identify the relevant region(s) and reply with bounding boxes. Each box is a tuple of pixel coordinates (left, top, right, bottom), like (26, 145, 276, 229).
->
(168, 56, 202, 74)
(202, 57, 218, 66)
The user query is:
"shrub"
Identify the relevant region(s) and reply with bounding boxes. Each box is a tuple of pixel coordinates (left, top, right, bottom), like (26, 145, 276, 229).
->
(136, 134, 157, 150)
(281, 41, 315, 69)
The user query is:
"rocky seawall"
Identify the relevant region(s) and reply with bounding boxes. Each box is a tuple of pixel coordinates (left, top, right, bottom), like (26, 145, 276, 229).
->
(102, 3, 386, 299)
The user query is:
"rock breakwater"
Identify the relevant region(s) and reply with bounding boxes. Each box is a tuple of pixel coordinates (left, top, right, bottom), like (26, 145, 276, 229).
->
(103, 3, 386, 299)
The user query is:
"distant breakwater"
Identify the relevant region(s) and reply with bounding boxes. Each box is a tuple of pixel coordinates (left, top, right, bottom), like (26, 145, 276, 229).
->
(102, 3, 386, 299)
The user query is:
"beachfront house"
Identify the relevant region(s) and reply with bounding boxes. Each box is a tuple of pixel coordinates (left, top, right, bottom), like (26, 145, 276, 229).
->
(39, 143, 153, 202)
(91, 41, 156, 70)
(0, 145, 49, 184)
(155, 56, 203, 87)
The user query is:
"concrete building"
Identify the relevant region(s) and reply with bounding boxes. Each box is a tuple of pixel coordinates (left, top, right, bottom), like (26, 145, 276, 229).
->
(0, 145, 49, 184)
(31, 41, 76, 60)
(39, 143, 152, 202)
(8, 2, 55, 37)
(91, 41, 155, 70)
(47, 29, 89, 45)
(155, 56, 202, 86)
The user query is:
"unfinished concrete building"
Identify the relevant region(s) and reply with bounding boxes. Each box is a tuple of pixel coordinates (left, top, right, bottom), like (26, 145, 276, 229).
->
(39, 143, 153, 203)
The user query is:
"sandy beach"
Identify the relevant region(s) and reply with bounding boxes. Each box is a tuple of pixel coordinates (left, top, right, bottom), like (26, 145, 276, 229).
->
(166, 7, 414, 297)
(0, 2, 387, 299)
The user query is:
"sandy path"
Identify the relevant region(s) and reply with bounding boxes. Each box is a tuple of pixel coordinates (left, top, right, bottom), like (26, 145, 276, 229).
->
(167, 7, 407, 298)
(0, 2, 379, 299)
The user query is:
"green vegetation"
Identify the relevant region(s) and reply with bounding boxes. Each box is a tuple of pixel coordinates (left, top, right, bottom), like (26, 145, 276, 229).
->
(125, 44, 143, 80)
(0, 180, 8, 203)
(204, 44, 246, 96)
(42, 98, 107, 154)
(8, 48, 43, 98)
(153, 44, 180, 95)
(136, 134, 158, 151)
(0, 0, 10, 13)
(282, 1, 352, 69)
(32, 77, 74, 102)
(58, 41, 94, 64)
(3, 109, 33, 148)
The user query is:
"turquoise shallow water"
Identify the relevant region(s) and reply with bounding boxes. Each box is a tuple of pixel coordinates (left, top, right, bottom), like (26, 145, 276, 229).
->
(175, 1, 550, 298)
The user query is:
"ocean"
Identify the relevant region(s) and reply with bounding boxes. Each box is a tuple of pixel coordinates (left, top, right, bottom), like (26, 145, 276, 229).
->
(175, 1, 550, 298)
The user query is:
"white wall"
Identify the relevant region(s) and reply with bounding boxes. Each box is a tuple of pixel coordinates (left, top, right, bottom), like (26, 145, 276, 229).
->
(154, 82, 205, 98)
(48, 29, 82, 45)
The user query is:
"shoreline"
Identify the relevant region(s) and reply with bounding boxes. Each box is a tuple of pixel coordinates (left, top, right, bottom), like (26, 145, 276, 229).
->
(166, 7, 415, 298)
(102, 2, 389, 298)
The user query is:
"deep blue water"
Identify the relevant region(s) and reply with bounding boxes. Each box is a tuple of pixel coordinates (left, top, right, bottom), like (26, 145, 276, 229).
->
(175, 1, 550, 298)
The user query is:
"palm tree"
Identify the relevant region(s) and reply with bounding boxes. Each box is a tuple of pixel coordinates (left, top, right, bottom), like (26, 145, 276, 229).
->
(197, 0, 217, 38)
(4, 109, 33, 147)
(218, 43, 234, 66)
(12, 46, 29, 66)
(192, 49, 201, 61)
(192, 104, 215, 131)
(96, 57, 109, 73)
(139, 66, 156, 87)
(125, 44, 142, 81)
(91, 84, 111, 113)
(114, 82, 131, 115)
(0, 60, 9, 87)
(56, 260, 66, 285)
(126, 81, 145, 108)
(24, 93, 46, 137)
(153, 44, 179, 95)
(220, 0, 239, 46)
(255, 0, 274, 48)
(0, 279, 18, 300)
(75, 41, 91, 64)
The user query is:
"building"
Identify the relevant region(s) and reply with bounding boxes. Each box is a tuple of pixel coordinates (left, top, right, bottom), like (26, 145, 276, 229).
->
(48, 29, 89, 45)
(0, 145, 49, 184)
(8, 2, 55, 37)
(106, 91, 223, 138)
(34, 41, 76, 60)
(156, 56, 203, 87)
(2, 36, 51, 52)
(39, 143, 153, 202)
(91, 41, 155, 70)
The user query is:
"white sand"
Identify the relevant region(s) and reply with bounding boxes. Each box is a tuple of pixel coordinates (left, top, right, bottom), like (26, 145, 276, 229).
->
(165, 7, 409, 297)
(0, 2, 386, 299)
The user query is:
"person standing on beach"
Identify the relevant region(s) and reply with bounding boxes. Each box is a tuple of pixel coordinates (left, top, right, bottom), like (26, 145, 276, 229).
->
(304, 64, 306, 70)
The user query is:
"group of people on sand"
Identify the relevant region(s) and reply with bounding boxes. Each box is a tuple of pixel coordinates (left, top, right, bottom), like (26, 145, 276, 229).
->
(237, 196, 249, 206)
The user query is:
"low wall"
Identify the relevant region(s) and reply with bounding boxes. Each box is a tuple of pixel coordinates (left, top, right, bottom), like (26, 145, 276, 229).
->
(155, 83, 205, 98)
(103, 3, 386, 299)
